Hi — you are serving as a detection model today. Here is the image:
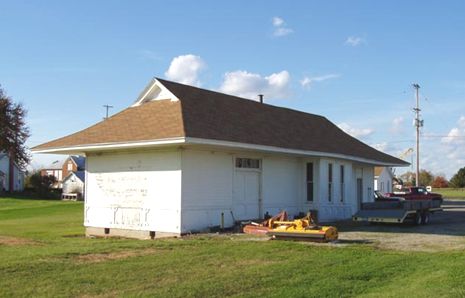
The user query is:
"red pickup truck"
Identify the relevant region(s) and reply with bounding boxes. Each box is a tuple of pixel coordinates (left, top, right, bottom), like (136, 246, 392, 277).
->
(384, 186, 443, 203)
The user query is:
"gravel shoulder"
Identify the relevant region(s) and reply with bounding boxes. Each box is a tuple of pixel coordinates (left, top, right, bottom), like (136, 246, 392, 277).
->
(334, 199, 465, 252)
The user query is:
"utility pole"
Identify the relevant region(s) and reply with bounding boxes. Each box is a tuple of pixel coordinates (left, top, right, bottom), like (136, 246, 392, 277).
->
(412, 84, 423, 187)
(103, 104, 113, 120)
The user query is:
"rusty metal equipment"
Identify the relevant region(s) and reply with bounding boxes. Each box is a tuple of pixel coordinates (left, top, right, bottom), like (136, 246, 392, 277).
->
(243, 210, 338, 242)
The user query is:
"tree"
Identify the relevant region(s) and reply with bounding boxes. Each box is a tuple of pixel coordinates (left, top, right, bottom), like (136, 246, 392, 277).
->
(418, 169, 434, 186)
(28, 172, 57, 197)
(431, 176, 449, 188)
(450, 167, 465, 188)
(0, 86, 30, 169)
(400, 171, 415, 186)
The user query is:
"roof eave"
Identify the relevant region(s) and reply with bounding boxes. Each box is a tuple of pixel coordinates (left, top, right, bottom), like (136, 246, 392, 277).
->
(184, 137, 409, 167)
(31, 137, 187, 155)
(32, 136, 408, 167)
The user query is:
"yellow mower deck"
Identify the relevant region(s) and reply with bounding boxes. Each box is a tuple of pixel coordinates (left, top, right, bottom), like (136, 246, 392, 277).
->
(243, 211, 338, 242)
(267, 218, 338, 242)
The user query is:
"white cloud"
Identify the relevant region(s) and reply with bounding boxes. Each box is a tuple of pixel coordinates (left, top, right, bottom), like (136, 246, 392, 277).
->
(165, 54, 206, 86)
(458, 115, 465, 127)
(272, 16, 293, 37)
(219, 70, 290, 100)
(372, 142, 388, 152)
(442, 127, 463, 144)
(338, 122, 374, 139)
(391, 116, 405, 133)
(300, 74, 340, 88)
(441, 116, 465, 145)
(345, 36, 365, 46)
(272, 17, 284, 27)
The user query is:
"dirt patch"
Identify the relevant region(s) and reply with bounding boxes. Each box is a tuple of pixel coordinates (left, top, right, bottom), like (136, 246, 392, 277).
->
(74, 248, 160, 263)
(0, 236, 37, 246)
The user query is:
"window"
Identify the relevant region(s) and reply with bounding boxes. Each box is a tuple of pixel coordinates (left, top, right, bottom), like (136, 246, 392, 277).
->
(328, 163, 333, 202)
(340, 165, 345, 202)
(235, 158, 260, 169)
(306, 163, 314, 202)
(67, 162, 73, 171)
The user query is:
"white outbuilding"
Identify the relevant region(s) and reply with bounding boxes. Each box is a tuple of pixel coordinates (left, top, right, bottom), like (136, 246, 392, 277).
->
(62, 170, 85, 200)
(33, 78, 408, 239)
(0, 152, 25, 192)
(374, 167, 394, 194)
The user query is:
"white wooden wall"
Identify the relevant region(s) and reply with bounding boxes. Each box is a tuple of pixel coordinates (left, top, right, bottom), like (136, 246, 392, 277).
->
(85, 149, 182, 234)
(181, 149, 234, 232)
(180, 149, 306, 232)
(83, 146, 377, 233)
(261, 156, 301, 216)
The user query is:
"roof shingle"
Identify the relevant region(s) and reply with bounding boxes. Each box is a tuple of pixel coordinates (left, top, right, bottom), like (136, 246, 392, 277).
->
(33, 78, 407, 165)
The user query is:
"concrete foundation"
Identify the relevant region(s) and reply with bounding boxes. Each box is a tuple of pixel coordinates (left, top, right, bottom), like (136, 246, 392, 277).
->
(85, 227, 180, 240)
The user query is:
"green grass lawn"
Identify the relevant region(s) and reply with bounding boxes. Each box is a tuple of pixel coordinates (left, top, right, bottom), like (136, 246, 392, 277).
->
(434, 188, 465, 199)
(1, 197, 465, 297)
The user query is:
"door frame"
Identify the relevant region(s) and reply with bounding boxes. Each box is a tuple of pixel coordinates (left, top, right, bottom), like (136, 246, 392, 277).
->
(232, 156, 263, 219)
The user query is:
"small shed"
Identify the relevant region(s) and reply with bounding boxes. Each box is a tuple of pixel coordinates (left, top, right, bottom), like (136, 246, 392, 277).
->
(62, 171, 85, 200)
(374, 167, 394, 193)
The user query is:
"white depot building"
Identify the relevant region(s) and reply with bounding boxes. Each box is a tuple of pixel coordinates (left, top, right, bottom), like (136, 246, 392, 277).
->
(33, 78, 408, 239)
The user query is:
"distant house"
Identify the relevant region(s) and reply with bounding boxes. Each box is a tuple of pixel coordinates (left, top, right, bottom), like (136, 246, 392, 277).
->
(0, 152, 25, 192)
(62, 156, 85, 179)
(41, 155, 85, 189)
(40, 160, 64, 188)
(62, 171, 85, 200)
(33, 78, 408, 239)
(374, 167, 394, 193)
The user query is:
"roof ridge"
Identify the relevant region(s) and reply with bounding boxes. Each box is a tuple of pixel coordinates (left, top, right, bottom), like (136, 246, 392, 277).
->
(155, 77, 326, 119)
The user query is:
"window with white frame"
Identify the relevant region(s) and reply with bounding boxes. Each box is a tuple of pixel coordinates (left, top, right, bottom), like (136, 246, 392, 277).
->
(67, 162, 73, 171)
(328, 163, 333, 202)
(340, 165, 345, 202)
(235, 158, 260, 169)
(306, 162, 314, 202)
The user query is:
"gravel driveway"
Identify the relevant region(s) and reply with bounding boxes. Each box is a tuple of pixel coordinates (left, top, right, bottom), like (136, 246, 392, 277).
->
(334, 199, 465, 252)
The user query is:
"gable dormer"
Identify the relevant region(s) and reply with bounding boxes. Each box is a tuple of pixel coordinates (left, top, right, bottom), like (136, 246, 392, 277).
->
(132, 78, 179, 107)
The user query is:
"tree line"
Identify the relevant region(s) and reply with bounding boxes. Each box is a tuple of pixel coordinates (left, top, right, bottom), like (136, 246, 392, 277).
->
(399, 167, 465, 188)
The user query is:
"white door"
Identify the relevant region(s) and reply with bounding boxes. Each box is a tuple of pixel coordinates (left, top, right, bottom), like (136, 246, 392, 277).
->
(233, 170, 260, 220)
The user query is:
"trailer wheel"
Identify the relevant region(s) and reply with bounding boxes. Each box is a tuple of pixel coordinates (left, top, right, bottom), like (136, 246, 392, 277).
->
(414, 212, 422, 225)
(421, 212, 430, 225)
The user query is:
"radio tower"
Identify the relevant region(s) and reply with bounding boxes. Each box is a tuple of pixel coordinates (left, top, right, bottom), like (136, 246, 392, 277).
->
(412, 83, 423, 186)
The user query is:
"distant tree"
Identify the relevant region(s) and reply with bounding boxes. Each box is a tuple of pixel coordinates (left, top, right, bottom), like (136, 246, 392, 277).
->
(28, 172, 57, 197)
(431, 176, 449, 188)
(419, 169, 434, 186)
(0, 86, 30, 169)
(450, 167, 465, 188)
(400, 171, 415, 186)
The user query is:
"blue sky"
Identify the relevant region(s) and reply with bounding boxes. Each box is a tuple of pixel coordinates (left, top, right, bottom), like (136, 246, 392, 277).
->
(1, 1, 465, 178)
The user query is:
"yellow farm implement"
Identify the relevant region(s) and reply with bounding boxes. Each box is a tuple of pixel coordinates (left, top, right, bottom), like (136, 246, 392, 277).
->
(243, 211, 338, 242)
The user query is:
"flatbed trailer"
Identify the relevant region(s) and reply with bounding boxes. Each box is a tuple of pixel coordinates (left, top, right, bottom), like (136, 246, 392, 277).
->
(352, 198, 442, 224)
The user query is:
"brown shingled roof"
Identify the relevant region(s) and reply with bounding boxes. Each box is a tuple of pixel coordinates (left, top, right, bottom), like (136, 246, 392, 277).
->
(33, 78, 408, 166)
(33, 98, 184, 150)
